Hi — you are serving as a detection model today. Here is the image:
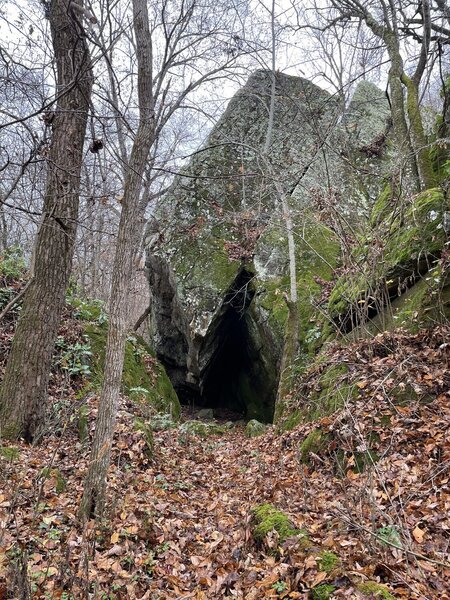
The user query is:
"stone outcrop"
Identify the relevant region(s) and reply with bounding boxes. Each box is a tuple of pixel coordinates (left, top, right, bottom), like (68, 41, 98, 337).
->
(145, 71, 391, 421)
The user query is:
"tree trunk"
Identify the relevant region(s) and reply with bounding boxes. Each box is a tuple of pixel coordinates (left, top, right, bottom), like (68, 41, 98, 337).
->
(273, 183, 299, 422)
(401, 73, 436, 190)
(386, 47, 420, 192)
(273, 298, 299, 424)
(79, 0, 154, 520)
(0, 0, 93, 441)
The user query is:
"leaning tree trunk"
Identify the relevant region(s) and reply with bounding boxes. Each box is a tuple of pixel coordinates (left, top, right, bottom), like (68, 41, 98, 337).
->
(0, 0, 93, 441)
(401, 74, 436, 190)
(79, 0, 155, 520)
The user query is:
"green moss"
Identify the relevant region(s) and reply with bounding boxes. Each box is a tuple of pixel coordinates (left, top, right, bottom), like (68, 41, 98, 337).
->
(354, 449, 380, 472)
(279, 361, 359, 430)
(318, 551, 339, 573)
(328, 188, 449, 332)
(299, 428, 330, 463)
(68, 296, 107, 324)
(384, 188, 446, 267)
(318, 550, 339, 573)
(252, 503, 307, 545)
(84, 325, 181, 419)
(77, 405, 89, 443)
(310, 584, 336, 600)
(279, 409, 302, 432)
(0, 446, 20, 461)
(151, 413, 177, 431)
(174, 232, 242, 294)
(54, 469, 67, 494)
(370, 183, 393, 226)
(257, 216, 341, 351)
(179, 420, 227, 438)
(328, 272, 373, 320)
(357, 581, 395, 599)
(308, 364, 357, 421)
(245, 419, 267, 437)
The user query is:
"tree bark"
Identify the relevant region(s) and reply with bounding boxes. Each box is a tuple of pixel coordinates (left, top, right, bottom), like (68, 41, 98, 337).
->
(0, 0, 93, 441)
(400, 70, 436, 190)
(79, 0, 155, 519)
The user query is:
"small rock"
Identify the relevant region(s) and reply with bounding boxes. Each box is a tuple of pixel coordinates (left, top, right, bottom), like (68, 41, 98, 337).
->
(196, 408, 214, 420)
(245, 419, 266, 438)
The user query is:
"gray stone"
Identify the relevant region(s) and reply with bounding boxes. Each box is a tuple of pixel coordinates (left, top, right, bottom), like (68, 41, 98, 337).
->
(245, 419, 267, 437)
(145, 71, 390, 421)
(196, 408, 214, 420)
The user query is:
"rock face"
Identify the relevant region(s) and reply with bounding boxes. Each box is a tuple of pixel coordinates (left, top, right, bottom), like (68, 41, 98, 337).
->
(146, 71, 390, 421)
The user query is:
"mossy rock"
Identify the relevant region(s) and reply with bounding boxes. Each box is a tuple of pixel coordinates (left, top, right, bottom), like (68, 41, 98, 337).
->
(383, 188, 447, 267)
(251, 503, 308, 546)
(306, 364, 358, 422)
(179, 420, 227, 438)
(370, 183, 394, 226)
(357, 581, 395, 599)
(196, 408, 214, 420)
(279, 409, 302, 432)
(84, 325, 181, 419)
(328, 187, 449, 333)
(245, 419, 267, 437)
(390, 382, 434, 406)
(151, 413, 177, 431)
(310, 584, 336, 600)
(279, 361, 359, 431)
(299, 428, 330, 464)
(256, 216, 341, 352)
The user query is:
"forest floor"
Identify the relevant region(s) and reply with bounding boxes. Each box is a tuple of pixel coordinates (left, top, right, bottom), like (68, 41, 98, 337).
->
(0, 325, 449, 599)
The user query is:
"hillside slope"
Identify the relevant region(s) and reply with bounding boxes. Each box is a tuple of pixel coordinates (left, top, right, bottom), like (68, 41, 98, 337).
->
(1, 319, 449, 599)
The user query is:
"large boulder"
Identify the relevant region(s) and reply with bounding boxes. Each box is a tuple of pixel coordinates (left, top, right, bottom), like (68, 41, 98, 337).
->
(145, 71, 390, 421)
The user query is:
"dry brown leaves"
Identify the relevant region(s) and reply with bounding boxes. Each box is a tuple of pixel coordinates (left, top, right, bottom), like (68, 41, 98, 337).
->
(0, 326, 449, 599)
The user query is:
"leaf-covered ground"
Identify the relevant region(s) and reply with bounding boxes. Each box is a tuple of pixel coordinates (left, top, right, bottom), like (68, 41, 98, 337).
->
(0, 325, 449, 599)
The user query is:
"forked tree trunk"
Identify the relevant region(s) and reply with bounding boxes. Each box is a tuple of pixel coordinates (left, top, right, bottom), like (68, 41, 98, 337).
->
(79, 0, 155, 519)
(0, 0, 93, 441)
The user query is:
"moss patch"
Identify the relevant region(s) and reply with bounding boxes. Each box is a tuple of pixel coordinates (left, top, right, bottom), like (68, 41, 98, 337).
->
(383, 188, 446, 267)
(318, 551, 339, 573)
(357, 581, 395, 599)
(133, 417, 154, 458)
(84, 325, 181, 419)
(279, 409, 302, 432)
(251, 503, 307, 545)
(307, 364, 358, 422)
(299, 428, 330, 464)
(310, 584, 336, 600)
(179, 420, 228, 438)
(257, 216, 341, 352)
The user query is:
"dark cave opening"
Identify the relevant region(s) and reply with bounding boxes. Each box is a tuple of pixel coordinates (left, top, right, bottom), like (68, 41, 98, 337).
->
(201, 307, 252, 417)
(175, 269, 278, 423)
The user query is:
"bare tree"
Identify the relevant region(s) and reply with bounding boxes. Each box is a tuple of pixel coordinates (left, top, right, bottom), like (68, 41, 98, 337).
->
(80, 0, 245, 518)
(322, 0, 441, 191)
(0, 0, 93, 441)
